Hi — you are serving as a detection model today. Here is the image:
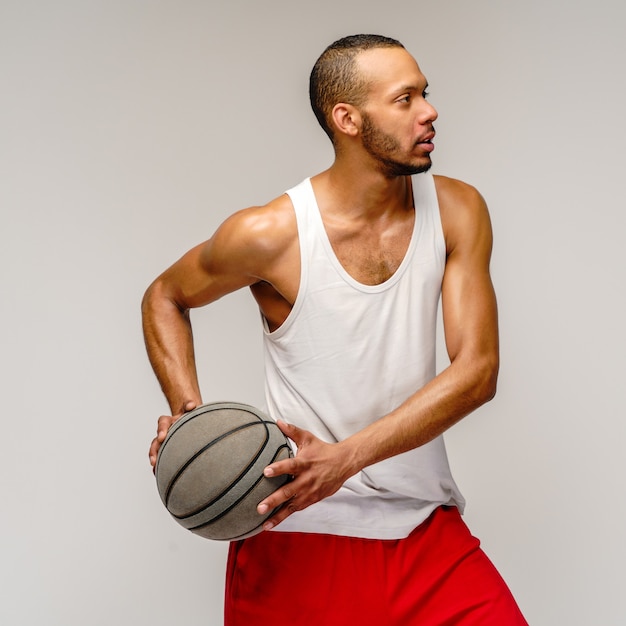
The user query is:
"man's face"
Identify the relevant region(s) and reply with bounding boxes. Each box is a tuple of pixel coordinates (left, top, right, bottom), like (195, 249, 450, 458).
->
(360, 111, 433, 177)
(355, 47, 438, 177)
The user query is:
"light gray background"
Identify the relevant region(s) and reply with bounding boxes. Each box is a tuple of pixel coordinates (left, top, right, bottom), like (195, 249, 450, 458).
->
(1, 1, 624, 624)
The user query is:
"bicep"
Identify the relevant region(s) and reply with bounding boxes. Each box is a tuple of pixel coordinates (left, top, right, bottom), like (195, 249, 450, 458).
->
(439, 184, 499, 364)
(154, 244, 252, 311)
(441, 253, 498, 365)
(150, 215, 262, 312)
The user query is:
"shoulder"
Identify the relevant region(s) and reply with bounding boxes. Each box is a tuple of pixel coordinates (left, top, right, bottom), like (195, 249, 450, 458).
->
(215, 194, 296, 249)
(433, 175, 488, 220)
(201, 193, 297, 280)
(433, 175, 493, 256)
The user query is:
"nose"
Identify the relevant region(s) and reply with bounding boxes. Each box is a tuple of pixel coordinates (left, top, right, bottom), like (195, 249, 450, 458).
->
(419, 99, 438, 124)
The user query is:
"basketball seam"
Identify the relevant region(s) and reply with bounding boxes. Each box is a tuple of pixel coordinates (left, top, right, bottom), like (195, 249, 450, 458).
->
(164, 419, 272, 510)
(156, 403, 260, 467)
(165, 419, 270, 508)
(154, 401, 294, 540)
(187, 442, 292, 534)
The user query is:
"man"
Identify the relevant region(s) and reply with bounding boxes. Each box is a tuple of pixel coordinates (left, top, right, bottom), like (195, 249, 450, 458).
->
(143, 34, 527, 625)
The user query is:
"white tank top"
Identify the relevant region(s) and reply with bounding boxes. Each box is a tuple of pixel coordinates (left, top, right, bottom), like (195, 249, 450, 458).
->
(262, 173, 465, 539)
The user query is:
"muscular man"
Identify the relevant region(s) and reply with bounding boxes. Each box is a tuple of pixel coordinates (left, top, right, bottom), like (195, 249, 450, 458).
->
(143, 34, 528, 625)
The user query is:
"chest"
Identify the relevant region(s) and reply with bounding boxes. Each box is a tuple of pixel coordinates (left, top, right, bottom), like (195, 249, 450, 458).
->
(324, 215, 415, 286)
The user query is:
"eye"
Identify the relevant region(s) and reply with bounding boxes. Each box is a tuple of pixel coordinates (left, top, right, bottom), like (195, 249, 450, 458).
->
(422, 89, 430, 99)
(397, 94, 411, 104)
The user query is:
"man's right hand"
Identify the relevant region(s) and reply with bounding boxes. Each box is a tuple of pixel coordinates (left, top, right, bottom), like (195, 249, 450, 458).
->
(149, 400, 198, 470)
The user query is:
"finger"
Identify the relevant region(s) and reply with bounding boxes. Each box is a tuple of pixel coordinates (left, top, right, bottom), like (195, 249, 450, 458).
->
(276, 419, 304, 443)
(258, 480, 298, 512)
(149, 436, 160, 468)
(156, 415, 171, 442)
(262, 455, 298, 479)
(157, 411, 184, 442)
(263, 491, 305, 530)
(151, 403, 197, 471)
(257, 484, 301, 529)
(151, 413, 180, 467)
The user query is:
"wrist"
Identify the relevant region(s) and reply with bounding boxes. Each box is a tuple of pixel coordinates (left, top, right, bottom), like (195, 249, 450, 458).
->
(336, 437, 365, 480)
(168, 395, 202, 416)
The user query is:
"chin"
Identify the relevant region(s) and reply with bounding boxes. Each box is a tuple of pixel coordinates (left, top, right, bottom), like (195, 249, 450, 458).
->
(380, 158, 432, 178)
(409, 160, 433, 175)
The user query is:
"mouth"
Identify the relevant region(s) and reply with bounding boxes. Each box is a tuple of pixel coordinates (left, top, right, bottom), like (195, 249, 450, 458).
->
(415, 132, 435, 153)
(417, 130, 435, 145)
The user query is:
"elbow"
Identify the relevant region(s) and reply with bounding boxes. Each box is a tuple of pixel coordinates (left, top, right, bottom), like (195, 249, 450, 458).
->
(141, 278, 190, 330)
(141, 282, 153, 313)
(475, 353, 499, 406)
(458, 350, 498, 409)
(141, 278, 176, 323)
(141, 280, 159, 319)
(142, 278, 180, 313)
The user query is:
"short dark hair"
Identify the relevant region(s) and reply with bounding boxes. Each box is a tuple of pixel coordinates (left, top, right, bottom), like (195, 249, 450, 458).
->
(309, 34, 405, 142)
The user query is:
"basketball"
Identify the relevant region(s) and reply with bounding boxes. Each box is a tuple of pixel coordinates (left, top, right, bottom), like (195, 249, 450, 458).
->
(155, 401, 293, 541)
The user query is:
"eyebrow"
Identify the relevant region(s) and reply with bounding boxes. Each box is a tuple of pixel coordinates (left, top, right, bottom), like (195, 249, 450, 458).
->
(391, 83, 429, 97)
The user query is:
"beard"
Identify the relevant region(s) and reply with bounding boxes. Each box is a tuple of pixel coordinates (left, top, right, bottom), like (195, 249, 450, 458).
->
(361, 113, 433, 178)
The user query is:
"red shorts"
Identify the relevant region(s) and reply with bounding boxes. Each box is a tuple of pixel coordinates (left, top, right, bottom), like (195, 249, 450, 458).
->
(225, 506, 528, 625)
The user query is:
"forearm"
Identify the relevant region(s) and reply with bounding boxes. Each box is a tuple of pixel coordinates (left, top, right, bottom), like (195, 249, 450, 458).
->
(341, 179, 501, 477)
(258, 353, 498, 530)
(141, 282, 202, 413)
(340, 353, 498, 475)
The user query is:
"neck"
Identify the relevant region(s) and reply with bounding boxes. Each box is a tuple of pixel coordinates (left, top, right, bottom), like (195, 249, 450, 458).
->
(313, 158, 414, 220)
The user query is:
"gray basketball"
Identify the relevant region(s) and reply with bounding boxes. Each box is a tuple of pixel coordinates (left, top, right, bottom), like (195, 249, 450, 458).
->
(155, 402, 293, 541)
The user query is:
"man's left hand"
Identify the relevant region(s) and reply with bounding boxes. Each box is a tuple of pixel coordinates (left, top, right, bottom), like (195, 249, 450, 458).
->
(256, 420, 356, 530)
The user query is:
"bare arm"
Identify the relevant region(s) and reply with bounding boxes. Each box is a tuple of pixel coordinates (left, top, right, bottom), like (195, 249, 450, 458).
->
(258, 176, 499, 527)
(343, 177, 499, 462)
(142, 199, 297, 466)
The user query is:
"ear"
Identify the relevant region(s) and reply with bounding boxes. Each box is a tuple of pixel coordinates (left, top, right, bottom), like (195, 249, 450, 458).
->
(330, 103, 361, 138)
